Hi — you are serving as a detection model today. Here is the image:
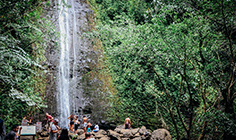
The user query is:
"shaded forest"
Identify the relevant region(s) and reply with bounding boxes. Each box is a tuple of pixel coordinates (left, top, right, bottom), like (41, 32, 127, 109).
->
(0, 0, 235, 140)
(87, 0, 236, 139)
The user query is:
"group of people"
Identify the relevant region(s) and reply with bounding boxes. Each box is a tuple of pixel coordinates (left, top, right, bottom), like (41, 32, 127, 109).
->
(67, 114, 99, 134)
(0, 118, 26, 140)
(0, 113, 131, 140)
(45, 113, 100, 140)
(22, 116, 34, 126)
(0, 115, 36, 140)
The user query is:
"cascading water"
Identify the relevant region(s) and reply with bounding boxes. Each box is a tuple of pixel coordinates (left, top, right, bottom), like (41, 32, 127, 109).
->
(57, 0, 70, 127)
(56, 0, 94, 127)
(45, 0, 108, 127)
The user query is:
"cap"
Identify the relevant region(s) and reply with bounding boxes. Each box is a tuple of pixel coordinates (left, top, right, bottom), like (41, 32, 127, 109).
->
(54, 119, 59, 123)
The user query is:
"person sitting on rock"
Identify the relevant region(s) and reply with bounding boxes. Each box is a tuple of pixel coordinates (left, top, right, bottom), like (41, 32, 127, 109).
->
(93, 123, 99, 132)
(124, 116, 131, 129)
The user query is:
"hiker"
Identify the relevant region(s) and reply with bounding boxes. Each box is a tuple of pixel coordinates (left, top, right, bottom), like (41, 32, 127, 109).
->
(49, 119, 60, 140)
(46, 113, 54, 132)
(74, 116, 80, 134)
(85, 132, 95, 140)
(124, 116, 131, 129)
(0, 118, 6, 140)
(28, 117, 34, 125)
(21, 116, 28, 126)
(57, 127, 70, 140)
(86, 122, 91, 132)
(82, 116, 87, 133)
(5, 125, 22, 140)
(67, 113, 75, 132)
(93, 123, 99, 132)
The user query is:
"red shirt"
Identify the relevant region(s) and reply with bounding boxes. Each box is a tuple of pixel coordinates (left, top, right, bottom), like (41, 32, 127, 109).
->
(47, 115, 53, 122)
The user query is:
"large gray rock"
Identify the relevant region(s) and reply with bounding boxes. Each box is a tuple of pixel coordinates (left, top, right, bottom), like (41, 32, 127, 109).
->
(121, 138, 130, 140)
(120, 129, 133, 138)
(94, 133, 106, 139)
(115, 124, 125, 129)
(77, 129, 84, 135)
(134, 133, 140, 138)
(132, 137, 142, 140)
(20, 136, 34, 140)
(107, 130, 122, 140)
(96, 129, 108, 135)
(99, 136, 110, 140)
(150, 129, 172, 140)
(77, 133, 85, 140)
(40, 131, 49, 137)
(114, 128, 122, 133)
(131, 128, 140, 135)
(139, 126, 148, 135)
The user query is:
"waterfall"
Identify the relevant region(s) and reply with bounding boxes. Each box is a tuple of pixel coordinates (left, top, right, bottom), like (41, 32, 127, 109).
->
(56, 0, 93, 127)
(47, 0, 104, 127)
(58, 0, 70, 127)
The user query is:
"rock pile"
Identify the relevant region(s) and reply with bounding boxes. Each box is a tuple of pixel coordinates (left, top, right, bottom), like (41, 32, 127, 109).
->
(35, 125, 172, 140)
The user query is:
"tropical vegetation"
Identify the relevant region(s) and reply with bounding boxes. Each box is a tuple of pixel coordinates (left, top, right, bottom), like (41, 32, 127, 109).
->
(87, 0, 236, 139)
(0, 0, 55, 131)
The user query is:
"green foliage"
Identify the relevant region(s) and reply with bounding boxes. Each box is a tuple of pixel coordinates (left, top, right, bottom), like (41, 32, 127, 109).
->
(0, 0, 57, 131)
(88, 0, 236, 139)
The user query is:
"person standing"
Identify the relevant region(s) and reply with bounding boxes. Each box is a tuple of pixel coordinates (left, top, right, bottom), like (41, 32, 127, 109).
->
(93, 123, 99, 132)
(67, 113, 75, 132)
(74, 116, 80, 135)
(28, 117, 34, 125)
(46, 113, 54, 132)
(124, 116, 131, 129)
(82, 116, 87, 133)
(5, 125, 22, 140)
(0, 118, 6, 140)
(86, 122, 91, 132)
(49, 119, 60, 140)
(21, 116, 28, 126)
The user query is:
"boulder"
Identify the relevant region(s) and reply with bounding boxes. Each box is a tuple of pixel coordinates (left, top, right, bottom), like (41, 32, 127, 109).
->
(107, 130, 122, 140)
(120, 129, 133, 138)
(77, 133, 85, 140)
(20, 136, 33, 140)
(131, 128, 140, 135)
(150, 129, 172, 140)
(40, 131, 49, 137)
(94, 133, 107, 139)
(96, 129, 108, 135)
(115, 125, 125, 129)
(121, 138, 130, 140)
(139, 126, 147, 135)
(132, 137, 142, 140)
(100, 136, 110, 140)
(134, 133, 140, 138)
(114, 128, 122, 133)
(77, 129, 84, 135)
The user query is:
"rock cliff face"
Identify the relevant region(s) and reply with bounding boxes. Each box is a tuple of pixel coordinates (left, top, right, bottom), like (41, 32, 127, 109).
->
(35, 125, 172, 140)
(43, 0, 109, 124)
